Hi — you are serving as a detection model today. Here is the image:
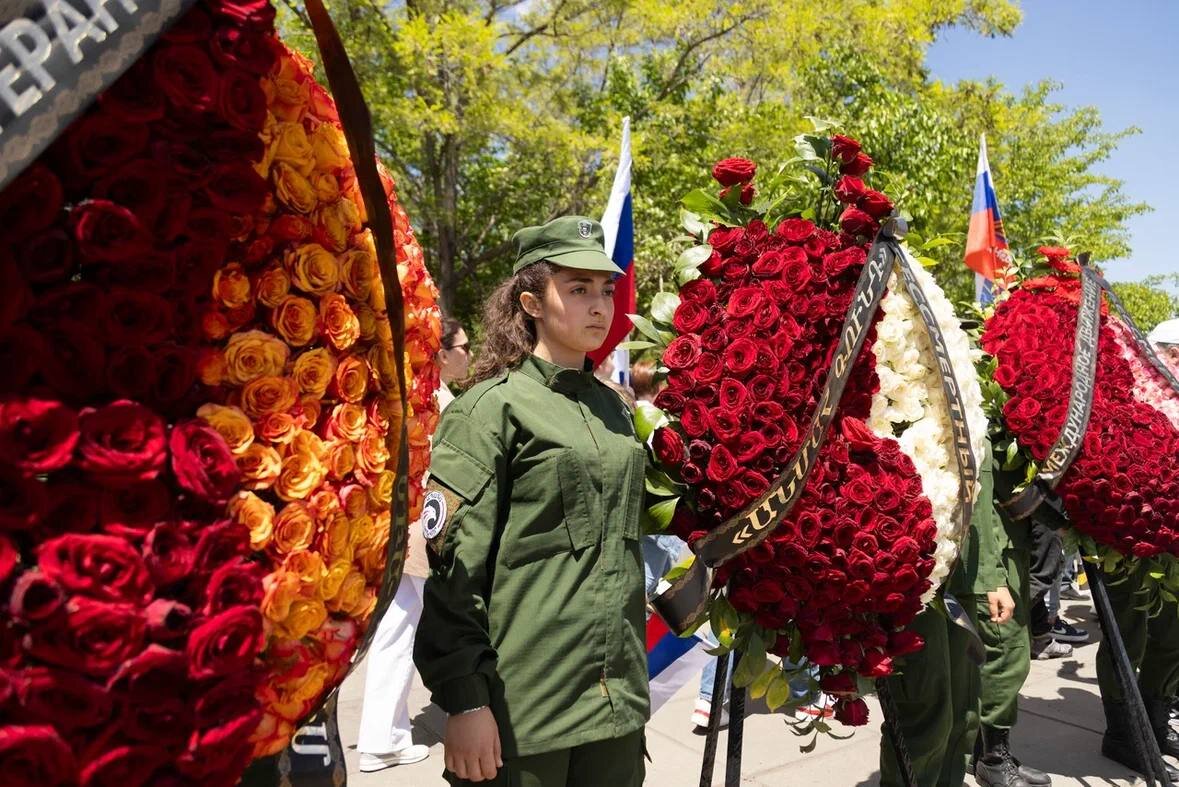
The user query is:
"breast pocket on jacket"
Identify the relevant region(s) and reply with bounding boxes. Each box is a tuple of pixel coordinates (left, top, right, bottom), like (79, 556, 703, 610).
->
(503, 447, 597, 568)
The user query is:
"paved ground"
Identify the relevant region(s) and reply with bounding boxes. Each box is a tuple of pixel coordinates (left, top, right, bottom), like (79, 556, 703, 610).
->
(335, 599, 1149, 785)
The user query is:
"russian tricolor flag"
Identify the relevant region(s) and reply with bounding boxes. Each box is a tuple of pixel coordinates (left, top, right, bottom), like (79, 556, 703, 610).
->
(646, 611, 710, 716)
(964, 134, 1012, 305)
(588, 117, 636, 380)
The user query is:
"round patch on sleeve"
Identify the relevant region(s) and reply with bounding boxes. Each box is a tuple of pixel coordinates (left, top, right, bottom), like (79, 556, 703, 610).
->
(421, 490, 447, 540)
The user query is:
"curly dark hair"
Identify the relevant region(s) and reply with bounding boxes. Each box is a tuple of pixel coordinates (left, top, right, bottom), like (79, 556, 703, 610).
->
(466, 262, 557, 385)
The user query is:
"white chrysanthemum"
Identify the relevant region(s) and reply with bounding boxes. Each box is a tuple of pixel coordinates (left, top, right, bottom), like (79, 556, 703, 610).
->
(869, 249, 988, 603)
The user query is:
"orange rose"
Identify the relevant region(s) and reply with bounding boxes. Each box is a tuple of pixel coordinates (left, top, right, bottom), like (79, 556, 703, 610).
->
(311, 123, 349, 171)
(256, 266, 292, 308)
(240, 375, 299, 419)
(349, 513, 378, 551)
(212, 262, 252, 309)
(282, 550, 327, 597)
(323, 440, 355, 481)
(275, 452, 327, 501)
(317, 512, 352, 562)
(355, 302, 377, 342)
(327, 570, 368, 616)
(319, 293, 360, 351)
(340, 484, 368, 518)
(236, 443, 282, 490)
(272, 501, 316, 555)
(257, 412, 299, 445)
(272, 294, 318, 346)
(321, 558, 352, 600)
(366, 470, 396, 513)
(271, 76, 310, 123)
(339, 248, 374, 301)
(309, 488, 341, 525)
(196, 403, 255, 454)
(273, 162, 317, 214)
(334, 356, 369, 403)
(292, 347, 336, 398)
(313, 202, 350, 252)
(250, 712, 294, 758)
(285, 243, 340, 295)
(196, 348, 227, 386)
(326, 403, 367, 442)
(355, 426, 389, 476)
(228, 491, 276, 550)
(202, 309, 232, 341)
(262, 569, 301, 624)
(359, 540, 388, 583)
(290, 428, 327, 461)
(224, 330, 290, 386)
(312, 172, 340, 203)
(280, 597, 328, 640)
(298, 396, 323, 430)
(270, 121, 315, 176)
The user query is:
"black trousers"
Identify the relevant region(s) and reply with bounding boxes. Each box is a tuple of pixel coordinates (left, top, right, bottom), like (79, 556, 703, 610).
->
(1027, 520, 1065, 637)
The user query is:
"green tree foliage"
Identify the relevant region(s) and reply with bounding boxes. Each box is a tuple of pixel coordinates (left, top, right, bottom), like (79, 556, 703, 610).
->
(279, 0, 1149, 325)
(1110, 277, 1179, 333)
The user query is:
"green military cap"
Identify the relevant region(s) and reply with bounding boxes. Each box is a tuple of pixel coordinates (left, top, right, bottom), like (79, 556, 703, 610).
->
(511, 216, 625, 275)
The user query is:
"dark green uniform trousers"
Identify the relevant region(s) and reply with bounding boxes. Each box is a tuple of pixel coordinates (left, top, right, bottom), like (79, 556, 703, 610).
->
(965, 548, 1032, 730)
(880, 605, 980, 787)
(1096, 564, 1179, 703)
(445, 730, 645, 787)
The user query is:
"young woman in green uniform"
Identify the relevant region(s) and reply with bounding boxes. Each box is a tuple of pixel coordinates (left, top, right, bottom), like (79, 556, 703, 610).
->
(413, 216, 650, 786)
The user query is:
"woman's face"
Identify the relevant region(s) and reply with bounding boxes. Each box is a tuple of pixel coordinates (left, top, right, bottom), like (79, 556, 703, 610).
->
(438, 328, 470, 384)
(526, 268, 616, 356)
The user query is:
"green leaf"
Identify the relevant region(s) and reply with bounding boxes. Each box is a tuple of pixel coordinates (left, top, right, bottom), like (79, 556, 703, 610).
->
(681, 189, 732, 225)
(676, 265, 702, 285)
(749, 663, 777, 700)
(732, 631, 768, 688)
(710, 596, 740, 649)
(646, 497, 679, 531)
(627, 313, 662, 342)
(804, 115, 838, 133)
(650, 291, 681, 325)
(765, 671, 793, 711)
(681, 209, 708, 238)
(676, 244, 713, 270)
(634, 401, 668, 442)
(618, 339, 656, 351)
(644, 467, 681, 497)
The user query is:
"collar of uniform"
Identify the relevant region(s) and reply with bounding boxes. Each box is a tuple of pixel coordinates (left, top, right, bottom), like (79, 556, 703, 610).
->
(519, 354, 595, 393)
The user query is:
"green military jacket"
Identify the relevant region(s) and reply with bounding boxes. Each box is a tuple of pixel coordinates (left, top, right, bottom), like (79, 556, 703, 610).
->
(949, 437, 1070, 596)
(413, 355, 650, 758)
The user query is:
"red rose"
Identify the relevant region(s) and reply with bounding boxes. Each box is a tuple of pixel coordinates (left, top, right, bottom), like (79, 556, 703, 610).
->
(0, 725, 77, 786)
(838, 206, 877, 238)
(16, 666, 113, 730)
(834, 697, 870, 726)
(672, 300, 710, 334)
(0, 164, 63, 232)
(679, 400, 711, 438)
(723, 338, 759, 376)
(831, 135, 862, 164)
(94, 162, 168, 226)
(708, 408, 744, 442)
(808, 641, 840, 667)
(888, 629, 925, 656)
(99, 480, 172, 539)
(179, 706, 261, 780)
(203, 559, 265, 615)
(775, 218, 815, 243)
(819, 671, 857, 695)
(679, 278, 718, 306)
(664, 334, 703, 371)
(839, 417, 878, 454)
(858, 189, 894, 219)
(77, 401, 167, 486)
(841, 151, 873, 177)
(652, 427, 686, 468)
(218, 67, 268, 131)
(204, 160, 269, 214)
(823, 246, 867, 278)
(0, 534, 16, 584)
(737, 469, 770, 499)
(185, 606, 265, 679)
(0, 398, 79, 474)
(213, 24, 278, 75)
(23, 597, 145, 677)
(170, 421, 241, 505)
(739, 183, 756, 205)
(206, 0, 277, 27)
(109, 644, 188, 701)
(859, 648, 893, 678)
(80, 746, 166, 786)
(833, 175, 866, 204)
(9, 570, 64, 622)
(67, 112, 150, 181)
(705, 445, 738, 483)
(0, 469, 46, 531)
(154, 44, 219, 111)
(192, 519, 250, 577)
(37, 534, 153, 604)
(72, 200, 151, 265)
(726, 286, 766, 318)
(103, 289, 174, 347)
(99, 59, 166, 121)
(145, 598, 195, 643)
(711, 157, 757, 187)
(707, 226, 743, 255)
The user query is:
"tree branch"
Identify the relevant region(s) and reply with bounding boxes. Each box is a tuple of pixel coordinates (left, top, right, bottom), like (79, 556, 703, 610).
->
(654, 15, 758, 102)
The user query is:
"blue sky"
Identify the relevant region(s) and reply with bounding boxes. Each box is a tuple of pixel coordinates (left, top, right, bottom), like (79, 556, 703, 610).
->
(926, 1, 1178, 286)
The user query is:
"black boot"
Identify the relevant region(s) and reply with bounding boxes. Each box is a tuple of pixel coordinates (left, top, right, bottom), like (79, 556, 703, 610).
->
(1144, 694, 1179, 758)
(1102, 699, 1179, 780)
(973, 726, 1052, 786)
(974, 727, 1033, 787)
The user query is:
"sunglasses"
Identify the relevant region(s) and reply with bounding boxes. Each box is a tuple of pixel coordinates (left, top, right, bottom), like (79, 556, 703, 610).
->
(445, 342, 470, 353)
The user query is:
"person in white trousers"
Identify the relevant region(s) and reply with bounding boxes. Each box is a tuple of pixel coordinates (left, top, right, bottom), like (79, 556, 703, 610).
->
(357, 317, 469, 773)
